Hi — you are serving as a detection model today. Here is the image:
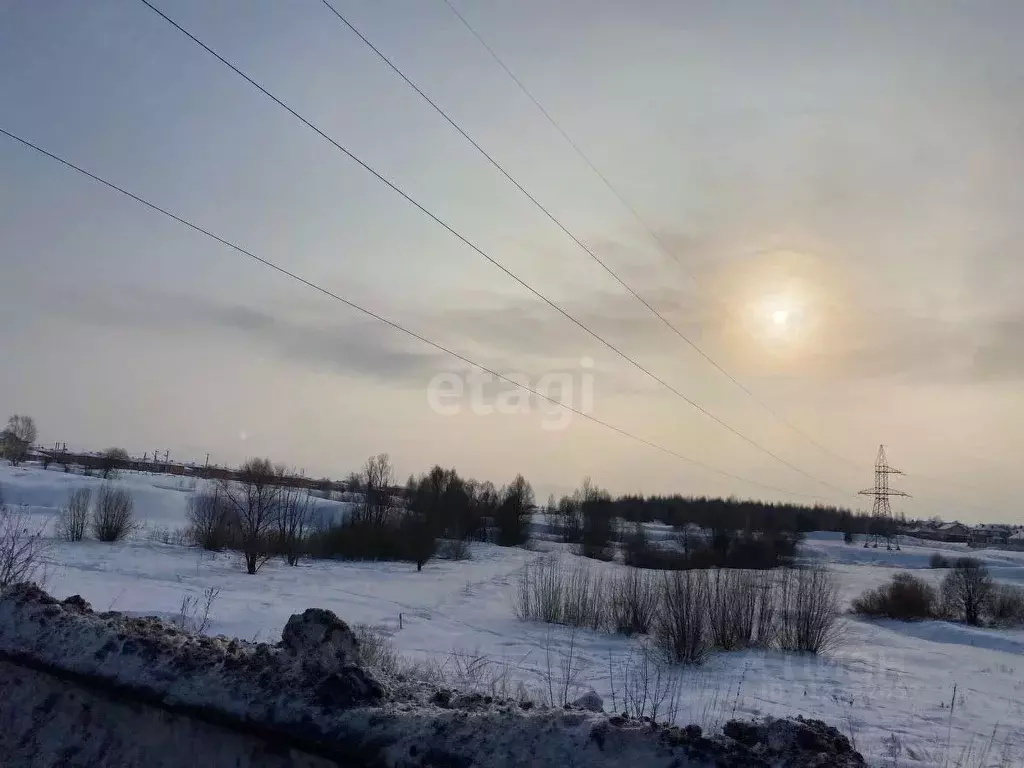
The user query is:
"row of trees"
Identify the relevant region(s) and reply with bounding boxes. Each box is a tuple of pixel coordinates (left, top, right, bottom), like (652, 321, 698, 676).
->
(548, 477, 805, 569)
(597, 493, 866, 535)
(0, 415, 36, 466)
(853, 558, 1024, 627)
(184, 454, 536, 575)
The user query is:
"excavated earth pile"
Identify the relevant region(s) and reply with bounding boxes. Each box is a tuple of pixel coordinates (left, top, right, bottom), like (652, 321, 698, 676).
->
(0, 583, 866, 767)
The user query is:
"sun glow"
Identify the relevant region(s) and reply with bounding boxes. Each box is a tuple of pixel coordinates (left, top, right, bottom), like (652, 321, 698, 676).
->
(713, 248, 838, 360)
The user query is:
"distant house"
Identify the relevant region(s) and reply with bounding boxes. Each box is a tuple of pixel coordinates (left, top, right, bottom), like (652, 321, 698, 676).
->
(912, 521, 973, 543)
(939, 522, 972, 543)
(971, 524, 1013, 547)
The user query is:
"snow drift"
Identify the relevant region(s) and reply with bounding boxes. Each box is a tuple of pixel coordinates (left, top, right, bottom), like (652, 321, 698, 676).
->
(0, 583, 865, 767)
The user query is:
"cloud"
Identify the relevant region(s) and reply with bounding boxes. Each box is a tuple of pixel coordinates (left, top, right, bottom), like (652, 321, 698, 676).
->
(815, 307, 1024, 384)
(59, 287, 453, 386)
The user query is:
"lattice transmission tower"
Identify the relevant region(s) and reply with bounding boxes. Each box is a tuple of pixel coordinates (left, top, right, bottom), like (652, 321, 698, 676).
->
(859, 445, 910, 549)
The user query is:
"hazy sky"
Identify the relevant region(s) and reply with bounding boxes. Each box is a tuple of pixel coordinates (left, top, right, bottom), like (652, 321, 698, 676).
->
(2, 1, 1021, 521)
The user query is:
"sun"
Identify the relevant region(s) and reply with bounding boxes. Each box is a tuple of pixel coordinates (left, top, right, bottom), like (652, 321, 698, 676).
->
(771, 308, 791, 327)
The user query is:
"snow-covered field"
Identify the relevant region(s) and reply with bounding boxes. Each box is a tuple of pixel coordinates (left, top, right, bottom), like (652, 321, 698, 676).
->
(3, 464, 1023, 767)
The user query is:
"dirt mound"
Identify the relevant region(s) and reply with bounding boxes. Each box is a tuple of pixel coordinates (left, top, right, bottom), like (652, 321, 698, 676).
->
(0, 583, 865, 767)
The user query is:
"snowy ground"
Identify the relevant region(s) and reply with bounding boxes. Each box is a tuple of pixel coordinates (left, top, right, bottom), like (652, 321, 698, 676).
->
(3, 464, 1023, 767)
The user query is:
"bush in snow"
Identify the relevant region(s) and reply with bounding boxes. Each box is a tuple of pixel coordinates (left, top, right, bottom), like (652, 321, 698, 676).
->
(940, 557, 993, 626)
(655, 569, 710, 665)
(852, 572, 937, 621)
(0, 486, 48, 588)
(352, 623, 402, 681)
(185, 488, 234, 552)
(57, 487, 91, 542)
(91, 484, 137, 543)
(775, 566, 842, 654)
(987, 584, 1024, 627)
(514, 554, 566, 625)
(561, 560, 607, 631)
(705, 569, 772, 651)
(436, 536, 471, 561)
(929, 552, 952, 569)
(513, 554, 607, 630)
(608, 566, 659, 636)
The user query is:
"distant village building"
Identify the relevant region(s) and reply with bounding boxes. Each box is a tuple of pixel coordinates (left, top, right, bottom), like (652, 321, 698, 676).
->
(906, 520, 971, 543)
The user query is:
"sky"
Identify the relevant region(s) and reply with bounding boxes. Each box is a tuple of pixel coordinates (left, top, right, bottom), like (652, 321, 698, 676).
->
(1, 0, 1022, 522)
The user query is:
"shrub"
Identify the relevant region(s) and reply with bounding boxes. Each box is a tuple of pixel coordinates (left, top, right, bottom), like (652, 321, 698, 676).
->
(852, 573, 936, 620)
(561, 560, 606, 631)
(929, 552, 952, 569)
(186, 488, 234, 551)
(437, 536, 471, 561)
(609, 567, 659, 636)
(147, 526, 189, 547)
(776, 567, 842, 653)
(513, 555, 606, 630)
(173, 587, 219, 634)
(514, 554, 565, 625)
(622, 523, 654, 568)
(987, 584, 1024, 627)
(941, 557, 993, 626)
(0, 487, 48, 588)
(706, 569, 765, 650)
(754, 572, 779, 647)
(655, 569, 710, 665)
(307, 513, 421, 564)
(57, 487, 91, 542)
(91, 485, 136, 542)
(843, 530, 855, 545)
(352, 624, 401, 680)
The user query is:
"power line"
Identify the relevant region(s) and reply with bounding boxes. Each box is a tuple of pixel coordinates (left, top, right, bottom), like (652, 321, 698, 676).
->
(321, 0, 863, 480)
(0, 125, 824, 502)
(440, 0, 867, 475)
(136, 0, 851, 498)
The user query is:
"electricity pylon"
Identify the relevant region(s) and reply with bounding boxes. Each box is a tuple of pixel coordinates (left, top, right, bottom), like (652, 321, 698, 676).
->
(859, 445, 910, 550)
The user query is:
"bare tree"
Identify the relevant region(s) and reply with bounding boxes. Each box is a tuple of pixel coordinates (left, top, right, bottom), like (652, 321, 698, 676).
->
(0, 486, 48, 588)
(1, 414, 37, 466)
(941, 557, 994, 626)
(495, 474, 534, 547)
(91, 484, 137, 542)
(220, 458, 283, 574)
(556, 493, 583, 544)
(358, 453, 394, 527)
(99, 447, 130, 479)
(276, 486, 313, 566)
(57, 487, 91, 542)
